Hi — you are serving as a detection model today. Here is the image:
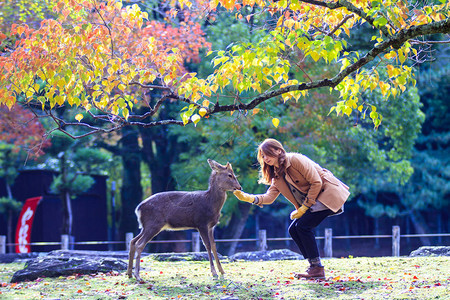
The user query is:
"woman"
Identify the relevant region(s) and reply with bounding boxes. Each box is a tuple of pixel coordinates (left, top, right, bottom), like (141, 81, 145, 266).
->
(234, 138, 350, 279)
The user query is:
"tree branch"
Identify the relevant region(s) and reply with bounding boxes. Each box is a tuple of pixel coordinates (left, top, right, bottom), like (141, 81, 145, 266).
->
(299, 0, 391, 37)
(129, 81, 172, 90)
(329, 14, 354, 36)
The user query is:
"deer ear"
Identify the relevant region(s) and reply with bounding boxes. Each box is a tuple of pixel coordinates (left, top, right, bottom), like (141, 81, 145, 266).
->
(208, 159, 220, 171)
(226, 162, 233, 171)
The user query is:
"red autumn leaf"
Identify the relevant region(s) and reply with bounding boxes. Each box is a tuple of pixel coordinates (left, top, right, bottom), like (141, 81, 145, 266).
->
(77, 289, 83, 293)
(413, 276, 419, 280)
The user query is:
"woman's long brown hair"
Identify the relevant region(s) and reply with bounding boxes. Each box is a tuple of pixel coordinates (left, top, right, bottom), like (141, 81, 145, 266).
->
(257, 138, 287, 185)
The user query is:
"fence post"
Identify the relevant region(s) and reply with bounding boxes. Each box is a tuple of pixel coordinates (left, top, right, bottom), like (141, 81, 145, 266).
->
(324, 228, 333, 258)
(61, 235, 69, 250)
(192, 232, 200, 252)
(258, 230, 267, 251)
(392, 226, 400, 257)
(125, 232, 133, 251)
(0, 236, 6, 254)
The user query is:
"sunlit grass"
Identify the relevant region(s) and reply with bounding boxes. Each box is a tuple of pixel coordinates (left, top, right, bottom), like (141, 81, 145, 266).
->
(1, 256, 449, 299)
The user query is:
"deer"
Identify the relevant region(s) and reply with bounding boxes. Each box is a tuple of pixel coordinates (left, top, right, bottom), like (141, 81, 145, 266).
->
(126, 159, 242, 282)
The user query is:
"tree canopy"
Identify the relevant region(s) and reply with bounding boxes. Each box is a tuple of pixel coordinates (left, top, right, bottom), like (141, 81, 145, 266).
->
(0, 0, 448, 138)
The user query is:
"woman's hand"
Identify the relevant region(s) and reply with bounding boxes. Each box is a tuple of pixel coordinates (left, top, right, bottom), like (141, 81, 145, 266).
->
(233, 190, 256, 203)
(233, 191, 263, 207)
(290, 204, 310, 220)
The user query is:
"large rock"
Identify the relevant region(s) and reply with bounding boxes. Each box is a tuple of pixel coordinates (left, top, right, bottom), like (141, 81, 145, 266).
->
(409, 246, 450, 257)
(10, 251, 127, 283)
(229, 249, 303, 261)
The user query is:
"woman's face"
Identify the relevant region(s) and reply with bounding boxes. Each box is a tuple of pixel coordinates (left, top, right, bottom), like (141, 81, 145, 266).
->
(261, 150, 280, 167)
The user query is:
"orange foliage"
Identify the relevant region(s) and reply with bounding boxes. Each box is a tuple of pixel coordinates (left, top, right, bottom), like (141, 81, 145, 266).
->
(0, 0, 211, 117)
(0, 105, 50, 156)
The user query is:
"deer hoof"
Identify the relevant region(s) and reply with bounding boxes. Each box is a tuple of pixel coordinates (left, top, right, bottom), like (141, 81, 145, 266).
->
(134, 273, 142, 282)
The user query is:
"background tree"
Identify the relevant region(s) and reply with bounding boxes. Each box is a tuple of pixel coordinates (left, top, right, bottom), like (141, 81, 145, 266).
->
(0, 103, 49, 252)
(0, 144, 23, 253)
(46, 132, 111, 236)
(395, 39, 450, 244)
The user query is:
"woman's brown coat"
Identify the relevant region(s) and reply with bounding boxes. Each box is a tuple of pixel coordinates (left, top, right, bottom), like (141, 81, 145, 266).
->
(256, 153, 350, 212)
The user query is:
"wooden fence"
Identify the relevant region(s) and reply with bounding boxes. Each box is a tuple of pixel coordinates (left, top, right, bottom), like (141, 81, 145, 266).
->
(1, 226, 449, 256)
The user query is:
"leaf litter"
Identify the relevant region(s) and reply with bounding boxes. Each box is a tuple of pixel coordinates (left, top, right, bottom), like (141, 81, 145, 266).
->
(0, 256, 448, 299)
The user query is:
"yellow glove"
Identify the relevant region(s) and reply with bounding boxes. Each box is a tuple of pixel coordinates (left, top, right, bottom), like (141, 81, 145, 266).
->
(290, 204, 310, 220)
(233, 190, 256, 204)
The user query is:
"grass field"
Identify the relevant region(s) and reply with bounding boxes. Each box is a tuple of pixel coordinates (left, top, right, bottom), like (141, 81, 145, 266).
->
(0, 256, 449, 299)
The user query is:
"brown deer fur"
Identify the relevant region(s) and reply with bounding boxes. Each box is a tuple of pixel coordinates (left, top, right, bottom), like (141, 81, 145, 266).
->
(127, 159, 242, 281)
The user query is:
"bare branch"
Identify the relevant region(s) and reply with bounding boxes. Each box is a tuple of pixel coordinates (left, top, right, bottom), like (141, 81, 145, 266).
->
(93, 5, 115, 58)
(300, 0, 390, 37)
(410, 39, 450, 45)
(129, 81, 172, 90)
(329, 14, 354, 36)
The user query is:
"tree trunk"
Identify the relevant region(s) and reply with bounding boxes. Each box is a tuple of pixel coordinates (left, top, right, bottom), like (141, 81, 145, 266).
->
(226, 203, 252, 256)
(7, 209, 13, 253)
(374, 217, 380, 249)
(61, 191, 73, 236)
(136, 99, 181, 252)
(139, 125, 177, 193)
(5, 183, 14, 253)
(118, 126, 143, 240)
(410, 211, 431, 245)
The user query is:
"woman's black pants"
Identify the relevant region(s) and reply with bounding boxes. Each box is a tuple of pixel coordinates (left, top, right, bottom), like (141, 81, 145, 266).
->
(288, 209, 334, 259)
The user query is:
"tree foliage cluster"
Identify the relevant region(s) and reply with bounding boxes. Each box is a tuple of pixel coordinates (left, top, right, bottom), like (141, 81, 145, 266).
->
(0, 0, 448, 135)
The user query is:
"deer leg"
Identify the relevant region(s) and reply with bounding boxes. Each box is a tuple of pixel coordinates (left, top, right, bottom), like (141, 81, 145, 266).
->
(198, 227, 218, 277)
(133, 226, 161, 282)
(127, 231, 144, 278)
(208, 227, 225, 275)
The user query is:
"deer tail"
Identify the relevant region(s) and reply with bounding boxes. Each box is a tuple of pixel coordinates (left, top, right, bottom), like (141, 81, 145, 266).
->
(135, 204, 143, 229)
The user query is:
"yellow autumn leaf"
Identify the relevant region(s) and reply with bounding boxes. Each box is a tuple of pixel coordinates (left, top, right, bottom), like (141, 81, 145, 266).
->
(199, 108, 207, 117)
(272, 117, 280, 128)
(123, 107, 129, 120)
(252, 108, 260, 115)
(191, 114, 201, 126)
(310, 51, 320, 62)
(385, 51, 397, 60)
(75, 113, 83, 122)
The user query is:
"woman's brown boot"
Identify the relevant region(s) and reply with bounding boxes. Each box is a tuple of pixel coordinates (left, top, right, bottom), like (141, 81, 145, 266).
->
(294, 266, 325, 279)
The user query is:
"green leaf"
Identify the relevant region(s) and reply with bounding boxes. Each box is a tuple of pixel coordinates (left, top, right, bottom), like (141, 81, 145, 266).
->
(374, 17, 388, 27)
(123, 107, 129, 120)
